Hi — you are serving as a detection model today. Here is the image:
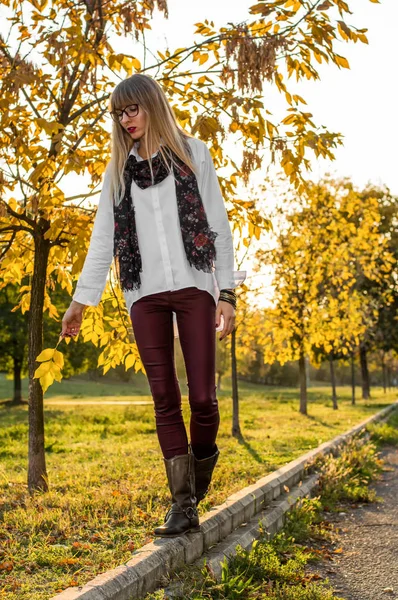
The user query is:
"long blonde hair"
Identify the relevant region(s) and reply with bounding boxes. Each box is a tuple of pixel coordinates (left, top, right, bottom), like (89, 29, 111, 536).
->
(108, 73, 197, 207)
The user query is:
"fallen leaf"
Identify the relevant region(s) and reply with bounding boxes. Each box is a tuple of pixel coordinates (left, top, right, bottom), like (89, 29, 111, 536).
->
(59, 558, 79, 565)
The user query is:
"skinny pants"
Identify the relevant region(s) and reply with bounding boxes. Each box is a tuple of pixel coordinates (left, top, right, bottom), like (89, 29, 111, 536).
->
(129, 286, 220, 459)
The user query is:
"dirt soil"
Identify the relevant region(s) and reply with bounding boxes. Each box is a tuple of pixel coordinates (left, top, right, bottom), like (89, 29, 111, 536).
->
(310, 446, 398, 600)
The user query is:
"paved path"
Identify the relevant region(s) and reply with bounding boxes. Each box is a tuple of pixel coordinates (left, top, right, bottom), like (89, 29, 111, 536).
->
(313, 446, 398, 600)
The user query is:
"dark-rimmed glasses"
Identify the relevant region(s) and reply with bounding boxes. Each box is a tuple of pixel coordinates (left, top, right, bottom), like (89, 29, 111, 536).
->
(109, 104, 139, 123)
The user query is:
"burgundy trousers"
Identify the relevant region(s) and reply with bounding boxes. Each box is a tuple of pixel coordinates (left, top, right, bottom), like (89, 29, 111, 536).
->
(129, 286, 220, 459)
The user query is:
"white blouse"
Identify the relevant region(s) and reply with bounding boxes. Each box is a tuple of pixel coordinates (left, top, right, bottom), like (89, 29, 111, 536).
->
(72, 135, 246, 334)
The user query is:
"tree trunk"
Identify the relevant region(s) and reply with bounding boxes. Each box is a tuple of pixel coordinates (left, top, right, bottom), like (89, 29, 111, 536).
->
(387, 365, 391, 391)
(12, 358, 24, 404)
(298, 350, 307, 415)
(231, 327, 241, 438)
(329, 356, 338, 410)
(351, 352, 356, 406)
(28, 227, 51, 494)
(216, 371, 222, 392)
(382, 353, 387, 394)
(359, 342, 371, 400)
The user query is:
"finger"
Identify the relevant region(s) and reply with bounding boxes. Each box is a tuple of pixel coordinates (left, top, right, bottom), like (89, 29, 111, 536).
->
(219, 318, 234, 340)
(61, 326, 79, 338)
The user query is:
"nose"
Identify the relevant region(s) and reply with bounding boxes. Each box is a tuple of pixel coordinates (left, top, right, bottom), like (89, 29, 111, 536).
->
(121, 112, 130, 125)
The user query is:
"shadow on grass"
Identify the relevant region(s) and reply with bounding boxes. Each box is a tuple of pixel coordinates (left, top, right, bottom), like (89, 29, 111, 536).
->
(0, 406, 72, 429)
(305, 414, 335, 428)
(235, 432, 264, 464)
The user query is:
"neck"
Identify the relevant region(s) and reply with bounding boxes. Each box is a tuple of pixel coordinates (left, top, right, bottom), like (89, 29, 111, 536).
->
(136, 137, 160, 160)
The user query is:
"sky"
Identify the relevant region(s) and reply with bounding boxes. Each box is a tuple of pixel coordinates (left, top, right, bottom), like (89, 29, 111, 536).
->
(141, 0, 398, 195)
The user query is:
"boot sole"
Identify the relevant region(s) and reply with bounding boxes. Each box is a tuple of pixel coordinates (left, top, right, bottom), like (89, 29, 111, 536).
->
(153, 525, 201, 537)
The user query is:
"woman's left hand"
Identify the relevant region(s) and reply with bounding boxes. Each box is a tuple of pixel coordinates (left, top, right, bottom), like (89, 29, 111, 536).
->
(216, 300, 236, 341)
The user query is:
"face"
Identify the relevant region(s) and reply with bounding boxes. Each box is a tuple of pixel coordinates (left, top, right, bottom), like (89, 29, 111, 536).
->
(115, 104, 147, 140)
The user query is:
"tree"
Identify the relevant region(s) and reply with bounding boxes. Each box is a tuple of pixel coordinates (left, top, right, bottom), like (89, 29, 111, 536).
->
(0, 0, 376, 492)
(257, 177, 393, 414)
(0, 284, 29, 405)
(355, 186, 398, 399)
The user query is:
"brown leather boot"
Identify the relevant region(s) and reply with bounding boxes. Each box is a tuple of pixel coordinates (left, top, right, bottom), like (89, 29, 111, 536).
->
(154, 449, 200, 537)
(191, 443, 220, 506)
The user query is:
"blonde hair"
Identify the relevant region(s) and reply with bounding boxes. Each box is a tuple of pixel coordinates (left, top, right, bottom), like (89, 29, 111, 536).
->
(108, 73, 197, 206)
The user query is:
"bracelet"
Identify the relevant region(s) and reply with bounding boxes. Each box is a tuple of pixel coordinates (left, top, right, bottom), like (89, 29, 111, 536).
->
(218, 297, 236, 309)
(219, 293, 237, 309)
(220, 289, 236, 298)
(219, 297, 236, 309)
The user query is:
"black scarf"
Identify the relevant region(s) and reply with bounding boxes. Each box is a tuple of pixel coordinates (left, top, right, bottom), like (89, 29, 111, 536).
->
(113, 141, 219, 292)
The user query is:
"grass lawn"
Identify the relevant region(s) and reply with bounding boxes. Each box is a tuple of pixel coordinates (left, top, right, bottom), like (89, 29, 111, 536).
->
(0, 373, 396, 599)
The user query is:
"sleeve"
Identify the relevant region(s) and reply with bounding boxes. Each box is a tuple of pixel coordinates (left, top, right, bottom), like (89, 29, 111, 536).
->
(72, 166, 115, 306)
(198, 142, 247, 291)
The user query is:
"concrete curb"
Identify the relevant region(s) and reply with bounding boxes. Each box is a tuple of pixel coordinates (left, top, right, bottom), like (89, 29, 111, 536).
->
(52, 400, 398, 600)
(161, 472, 320, 599)
(198, 472, 320, 580)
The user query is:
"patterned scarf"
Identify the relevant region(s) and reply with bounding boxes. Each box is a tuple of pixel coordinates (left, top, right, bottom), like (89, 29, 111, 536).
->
(113, 141, 219, 292)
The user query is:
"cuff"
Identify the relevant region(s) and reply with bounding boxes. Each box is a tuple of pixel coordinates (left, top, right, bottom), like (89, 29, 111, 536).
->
(215, 269, 247, 292)
(72, 286, 103, 307)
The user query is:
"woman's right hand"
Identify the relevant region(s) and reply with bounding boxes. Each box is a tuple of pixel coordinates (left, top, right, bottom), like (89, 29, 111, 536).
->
(61, 301, 86, 338)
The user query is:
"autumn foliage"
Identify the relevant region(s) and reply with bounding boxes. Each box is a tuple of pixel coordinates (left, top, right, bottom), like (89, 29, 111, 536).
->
(0, 0, 379, 490)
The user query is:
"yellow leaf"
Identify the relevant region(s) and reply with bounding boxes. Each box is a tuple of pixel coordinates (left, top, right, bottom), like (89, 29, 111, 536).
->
(357, 32, 368, 44)
(40, 371, 54, 394)
(337, 21, 351, 41)
(103, 363, 111, 375)
(266, 120, 275, 139)
(335, 54, 350, 69)
(51, 367, 62, 383)
(36, 348, 55, 362)
(34, 361, 52, 379)
(125, 354, 136, 370)
(53, 349, 64, 369)
(132, 57, 141, 71)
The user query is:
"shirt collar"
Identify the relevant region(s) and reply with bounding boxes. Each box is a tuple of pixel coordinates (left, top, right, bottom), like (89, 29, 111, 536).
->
(129, 138, 164, 161)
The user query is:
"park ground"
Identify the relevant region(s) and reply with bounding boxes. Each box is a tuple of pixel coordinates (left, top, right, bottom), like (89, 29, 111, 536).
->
(0, 374, 397, 599)
(143, 415, 398, 600)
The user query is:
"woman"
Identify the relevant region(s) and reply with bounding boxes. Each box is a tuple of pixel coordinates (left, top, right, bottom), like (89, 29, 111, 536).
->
(61, 73, 246, 538)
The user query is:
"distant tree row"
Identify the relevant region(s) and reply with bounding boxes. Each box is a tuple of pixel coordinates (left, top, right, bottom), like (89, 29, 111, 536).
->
(245, 178, 398, 414)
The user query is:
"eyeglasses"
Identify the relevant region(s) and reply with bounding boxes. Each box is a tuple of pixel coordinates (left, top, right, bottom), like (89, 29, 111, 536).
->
(109, 104, 139, 122)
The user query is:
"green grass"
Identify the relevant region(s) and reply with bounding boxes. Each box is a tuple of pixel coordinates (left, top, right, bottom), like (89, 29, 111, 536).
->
(0, 374, 396, 599)
(315, 437, 383, 509)
(366, 411, 398, 446)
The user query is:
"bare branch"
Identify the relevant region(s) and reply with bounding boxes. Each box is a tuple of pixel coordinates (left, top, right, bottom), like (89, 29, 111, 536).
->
(0, 230, 16, 260)
(68, 94, 110, 123)
(64, 190, 100, 202)
(1, 199, 36, 228)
